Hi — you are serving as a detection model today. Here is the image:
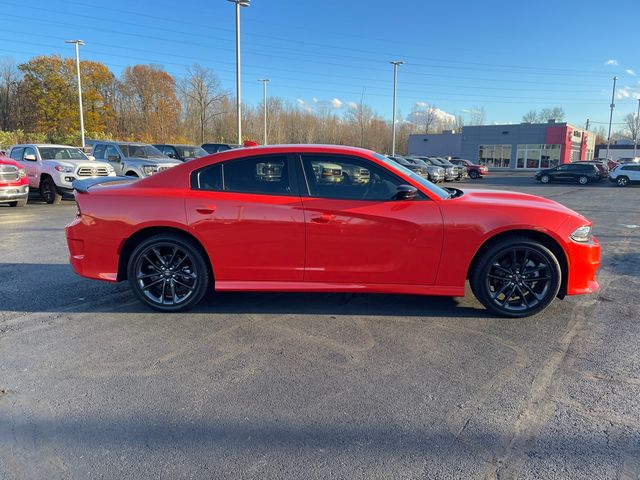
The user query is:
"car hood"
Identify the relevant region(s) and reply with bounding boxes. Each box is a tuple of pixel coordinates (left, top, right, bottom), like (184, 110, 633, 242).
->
(453, 188, 586, 219)
(43, 159, 111, 168)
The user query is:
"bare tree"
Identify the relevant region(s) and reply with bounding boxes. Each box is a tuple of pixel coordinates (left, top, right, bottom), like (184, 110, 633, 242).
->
(623, 112, 640, 144)
(0, 58, 21, 131)
(410, 103, 439, 133)
(180, 64, 227, 144)
(469, 106, 486, 125)
(522, 107, 564, 123)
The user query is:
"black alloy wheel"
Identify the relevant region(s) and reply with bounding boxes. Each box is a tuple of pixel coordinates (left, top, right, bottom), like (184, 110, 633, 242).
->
(469, 170, 479, 179)
(471, 237, 561, 318)
(127, 234, 210, 312)
(578, 176, 589, 185)
(540, 174, 551, 184)
(40, 177, 63, 204)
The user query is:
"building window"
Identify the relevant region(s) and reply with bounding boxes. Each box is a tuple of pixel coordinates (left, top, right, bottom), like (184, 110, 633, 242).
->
(516, 144, 561, 169)
(478, 144, 512, 168)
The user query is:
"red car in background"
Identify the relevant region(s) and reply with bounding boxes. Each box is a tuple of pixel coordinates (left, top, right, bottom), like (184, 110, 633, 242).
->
(0, 156, 29, 207)
(66, 144, 600, 318)
(449, 158, 489, 179)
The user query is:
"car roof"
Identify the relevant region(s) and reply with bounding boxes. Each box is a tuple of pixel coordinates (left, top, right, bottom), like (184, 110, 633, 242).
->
(11, 144, 80, 148)
(96, 141, 152, 145)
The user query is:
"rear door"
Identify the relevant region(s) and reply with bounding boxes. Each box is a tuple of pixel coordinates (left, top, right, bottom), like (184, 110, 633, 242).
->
(299, 154, 443, 285)
(186, 154, 305, 282)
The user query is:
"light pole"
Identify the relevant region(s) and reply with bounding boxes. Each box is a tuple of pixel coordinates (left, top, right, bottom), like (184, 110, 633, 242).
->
(65, 40, 85, 148)
(258, 79, 270, 145)
(390, 61, 403, 156)
(228, 0, 250, 145)
(634, 98, 640, 158)
(606, 76, 618, 160)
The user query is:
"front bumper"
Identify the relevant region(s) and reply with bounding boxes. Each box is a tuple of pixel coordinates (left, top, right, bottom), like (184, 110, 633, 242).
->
(0, 184, 29, 201)
(565, 236, 600, 296)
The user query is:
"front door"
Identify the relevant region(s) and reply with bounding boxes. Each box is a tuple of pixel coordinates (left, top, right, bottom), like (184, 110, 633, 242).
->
(299, 154, 444, 285)
(186, 154, 305, 282)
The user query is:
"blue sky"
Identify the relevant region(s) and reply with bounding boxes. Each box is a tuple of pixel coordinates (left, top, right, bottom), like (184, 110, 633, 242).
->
(0, 0, 638, 128)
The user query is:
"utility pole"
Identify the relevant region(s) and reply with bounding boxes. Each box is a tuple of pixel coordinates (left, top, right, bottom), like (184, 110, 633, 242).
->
(585, 118, 590, 131)
(228, 0, 250, 145)
(65, 40, 85, 148)
(606, 76, 618, 160)
(634, 98, 640, 158)
(390, 60, 403, 156)
(258, 79, 270, 145)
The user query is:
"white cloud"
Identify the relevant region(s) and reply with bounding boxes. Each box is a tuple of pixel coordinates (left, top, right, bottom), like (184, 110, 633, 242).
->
(605, 59, 619, 66)
(312, 97, 319, 104)
(346, 101, 358, 110)
(296, 98, 305, 106)
(616, 85, 640, 99)
(626, 69, 636, 76)
(304, 107, 312, 113)
(408, 105, 456, 126)
(330, 98, 343, 109)
(415, 101, 428, 108)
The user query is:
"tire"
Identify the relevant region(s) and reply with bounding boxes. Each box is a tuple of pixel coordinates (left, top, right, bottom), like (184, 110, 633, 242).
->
(125, 171, 139, 177)
(8, 198, 28, 207)
(578, 176, 589, 185)
(470, 237, 561, 318)
(127, 234, 211, 312)
(40, 177, 63, 204)
(617, 176, 629, 187)
(469, 170, 479, 179)
(540, 174, 551, 184)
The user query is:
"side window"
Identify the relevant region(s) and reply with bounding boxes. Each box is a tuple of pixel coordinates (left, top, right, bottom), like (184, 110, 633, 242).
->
(301, 155, 403, 201)
(191, 156, 291, 195)
(10, 147, 24, 161)
(93, 144, 106, 159)
(557, 165, 568, 171)
(105, 145, 120, 159)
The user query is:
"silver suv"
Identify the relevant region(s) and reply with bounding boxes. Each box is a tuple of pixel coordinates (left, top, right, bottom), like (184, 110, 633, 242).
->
(91, 141, 181, 178)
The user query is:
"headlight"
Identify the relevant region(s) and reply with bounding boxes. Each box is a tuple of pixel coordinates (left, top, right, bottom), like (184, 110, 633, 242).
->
(570, 225, 592, 242)
(106, 164, 115, 173)
(55, 165, 74, 173)
(143, 165, 159, 175)
(18, 168, 26, 178)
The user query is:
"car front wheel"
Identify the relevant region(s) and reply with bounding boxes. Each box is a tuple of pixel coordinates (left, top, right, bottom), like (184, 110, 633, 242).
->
(540, 174, 551, 184)
(40, 177, 63, 204)
(471, 237, 561, 318)
(617, 176, 629, 187)
(578, 176, 589, 185)
(127, 234, 211, 312)
(469, 170, 479, 179)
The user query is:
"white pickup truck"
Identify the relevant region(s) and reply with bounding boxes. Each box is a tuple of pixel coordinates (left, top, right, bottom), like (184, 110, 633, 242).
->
(8, 144, 116, 204)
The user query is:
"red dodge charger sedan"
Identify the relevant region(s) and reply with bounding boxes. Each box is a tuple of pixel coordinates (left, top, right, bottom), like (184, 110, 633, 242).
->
(66, 145, 600, 317)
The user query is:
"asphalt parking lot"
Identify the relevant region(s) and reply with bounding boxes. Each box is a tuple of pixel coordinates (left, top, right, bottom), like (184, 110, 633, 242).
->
(1, 173, 639, 479)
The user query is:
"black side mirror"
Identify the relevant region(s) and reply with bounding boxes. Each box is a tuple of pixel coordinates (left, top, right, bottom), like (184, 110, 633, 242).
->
(107, 155, 121, 162)
(394, 184, 418, 200)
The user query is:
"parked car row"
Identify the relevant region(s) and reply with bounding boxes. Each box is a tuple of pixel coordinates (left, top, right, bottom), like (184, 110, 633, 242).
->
(387, 155, 485, 183)
(534, 159, 640, 187)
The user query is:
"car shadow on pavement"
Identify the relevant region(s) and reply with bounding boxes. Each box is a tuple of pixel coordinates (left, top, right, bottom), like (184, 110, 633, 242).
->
(0, 263, 488, 318)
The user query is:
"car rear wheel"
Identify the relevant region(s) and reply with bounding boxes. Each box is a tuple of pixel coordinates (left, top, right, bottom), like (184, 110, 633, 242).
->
(617, 176, 629, 187)
(470, 237, 561, 318)
(540, 174, 551, 184)
(127, 234, 210, 312)
(578, 175, 589, 185)
(40, 177, 63, 204)
(469, 170, 479, 179)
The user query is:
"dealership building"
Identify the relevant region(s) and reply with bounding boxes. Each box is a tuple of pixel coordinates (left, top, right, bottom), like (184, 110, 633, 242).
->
(408, 120, 596, 169)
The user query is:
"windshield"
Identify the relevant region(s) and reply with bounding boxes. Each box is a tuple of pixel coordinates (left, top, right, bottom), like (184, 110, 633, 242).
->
(176, 146, 208, 159)
(39, 147, 88, 161)
(118, 144, 165, 158)
(374, 153, 450, 200)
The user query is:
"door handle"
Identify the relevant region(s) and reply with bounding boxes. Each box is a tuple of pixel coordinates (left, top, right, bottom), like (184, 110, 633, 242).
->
(310, 213, 334, 224)
(195, 205, 216, 215)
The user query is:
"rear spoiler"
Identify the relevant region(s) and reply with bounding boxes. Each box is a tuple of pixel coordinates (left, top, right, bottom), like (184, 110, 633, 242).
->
(72, 176, 136, 194)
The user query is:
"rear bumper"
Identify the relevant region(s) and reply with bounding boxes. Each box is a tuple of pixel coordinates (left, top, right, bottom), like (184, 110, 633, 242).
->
(0, 184, 29, 201)
(66, 216, 119, 282)
(565, 236, 600, 296)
